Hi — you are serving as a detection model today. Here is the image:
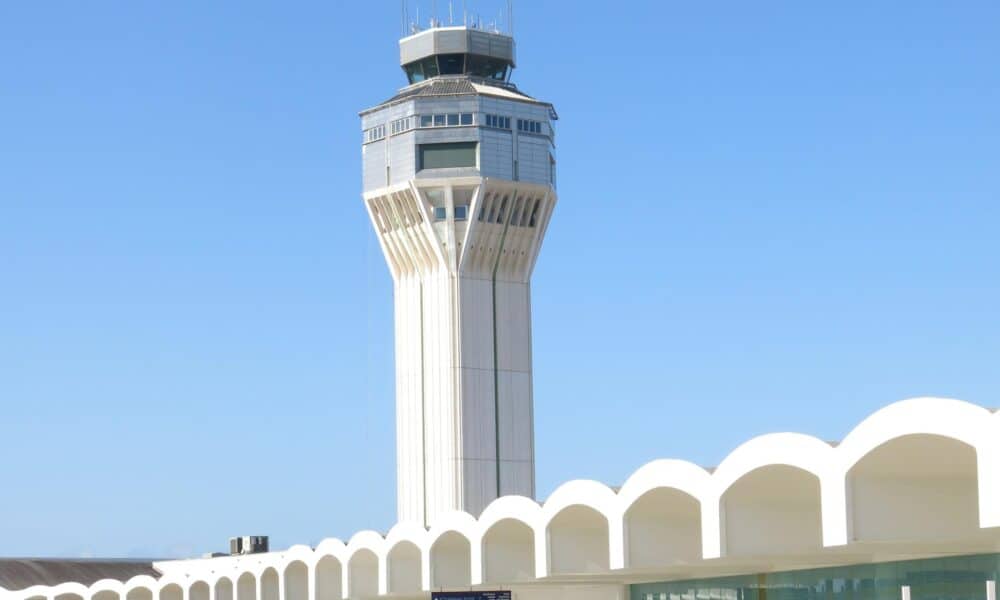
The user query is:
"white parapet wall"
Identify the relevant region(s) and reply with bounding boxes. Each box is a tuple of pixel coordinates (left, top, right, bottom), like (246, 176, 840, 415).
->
(9, 397, 1000, 600)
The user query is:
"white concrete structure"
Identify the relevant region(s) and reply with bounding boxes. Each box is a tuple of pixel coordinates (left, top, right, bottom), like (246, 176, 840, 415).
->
(359, 26, 557, 525)
(9, 398, 1000, 600)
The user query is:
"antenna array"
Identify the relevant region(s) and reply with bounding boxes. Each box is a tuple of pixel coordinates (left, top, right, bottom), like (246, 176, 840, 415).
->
(400, 0, 514, 35)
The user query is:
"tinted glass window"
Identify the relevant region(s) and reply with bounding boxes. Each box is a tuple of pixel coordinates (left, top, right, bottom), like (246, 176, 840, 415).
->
(421, 56, 439, 79)
(447, 114, 459, 126)
(467, 55, 509, 80)
(438, 53, 465, 75)
(433, 206, 447, 221)
(434, 114, 446, 126)
(420, 115, 433, 127)
(460, 113, 473, 125)
(454, 205, 468, 221)
(419, 142, 477, 170)
(403, 57, 440, 84)
(404, 63, 422, 84)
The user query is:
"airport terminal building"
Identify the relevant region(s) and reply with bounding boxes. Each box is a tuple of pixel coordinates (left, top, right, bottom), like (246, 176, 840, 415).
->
(5, 22, 1000, 600)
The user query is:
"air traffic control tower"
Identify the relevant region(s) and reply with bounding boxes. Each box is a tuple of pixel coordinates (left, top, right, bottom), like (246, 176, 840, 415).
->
(360, 24, 558, 527)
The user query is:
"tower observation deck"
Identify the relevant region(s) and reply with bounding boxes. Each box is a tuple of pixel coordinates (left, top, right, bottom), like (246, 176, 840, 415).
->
(360, 25, 558, 526)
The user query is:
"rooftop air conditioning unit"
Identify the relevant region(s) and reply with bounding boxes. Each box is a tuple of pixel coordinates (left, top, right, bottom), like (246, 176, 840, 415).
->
(229, 535, 269, 556)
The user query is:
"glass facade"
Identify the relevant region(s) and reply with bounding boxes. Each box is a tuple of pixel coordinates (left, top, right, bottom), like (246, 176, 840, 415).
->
(631, 554, 1000, 600)
(403, 53, 511, 84)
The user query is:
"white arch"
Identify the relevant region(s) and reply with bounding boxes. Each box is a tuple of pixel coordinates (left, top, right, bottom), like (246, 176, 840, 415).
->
(721, 464, 823, 557)
(313, 554, 343, 600)
(383, 520, 428, 591)
(53, 582, 90, 600)
(123, 576, 158, 600)
(314, 538, 348, 561)
(476, 495, 541, 584)
(385, 540, 421, 595)
(541, 480, 617, 575)
(158, 581, 184, 600)
(282, 560, 308, 600)
(188, 580, 210, 600)
(258, 567, 279, 600)
(838, 397, 998, 535)
(838, 398, 992, 468)
(480, 516, 536, 584)
(617, 459, 711, 512)
(90, 580, 123, 600)
(428, 530, 472, 589)
(235, 571, 257, 600)
(20, 585, 56, 600)
(847, 432, 980, 543)
(213, 577, 234, 600)
(345, 549, 378, 600)
(621, 487, 702, 567)
(541, 481, 616, 577)
(344, 531, 382, 600)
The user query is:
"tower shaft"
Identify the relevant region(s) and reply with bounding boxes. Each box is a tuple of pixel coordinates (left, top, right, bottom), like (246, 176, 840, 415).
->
(367, 179, 553, 524)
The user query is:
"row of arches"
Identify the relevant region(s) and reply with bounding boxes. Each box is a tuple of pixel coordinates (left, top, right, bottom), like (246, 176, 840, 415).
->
(16, 398, 1000, 600)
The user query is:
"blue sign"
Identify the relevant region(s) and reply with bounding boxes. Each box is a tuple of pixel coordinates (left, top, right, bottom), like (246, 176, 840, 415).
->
(432, 592, 512, 600)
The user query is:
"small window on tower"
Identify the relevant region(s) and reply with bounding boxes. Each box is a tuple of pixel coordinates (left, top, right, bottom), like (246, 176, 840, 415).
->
(433, 206, 447, 221)
(454, 205, 468, 221)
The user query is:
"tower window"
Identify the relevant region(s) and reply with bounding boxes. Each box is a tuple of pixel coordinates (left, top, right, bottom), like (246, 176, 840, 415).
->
(484, 114, 511, 130)
(438, 53, 465, 75)
(391, 116, 416, 135)
(454, 205, 468, 221)
(362, 124, 385, 144)
(418, 142, 478, 170)
(418, 113, 474, 128)
(403, 56, 439, 84)
(517, 119, 543, 135)
(433, 206, 447, 221)
(467, 55, 510, 81)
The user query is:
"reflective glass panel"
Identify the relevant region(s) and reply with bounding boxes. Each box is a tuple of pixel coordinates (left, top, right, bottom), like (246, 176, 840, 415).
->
(421, 56, 439, 78)
(466, 54, 509, 80)
(419, 142, 477, 170)
(438, 53, 464, 75)
(630, 554, 1000, 600)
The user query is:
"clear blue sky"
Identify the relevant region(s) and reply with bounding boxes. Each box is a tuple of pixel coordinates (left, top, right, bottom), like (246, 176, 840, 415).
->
(2, 1, 998, 558)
